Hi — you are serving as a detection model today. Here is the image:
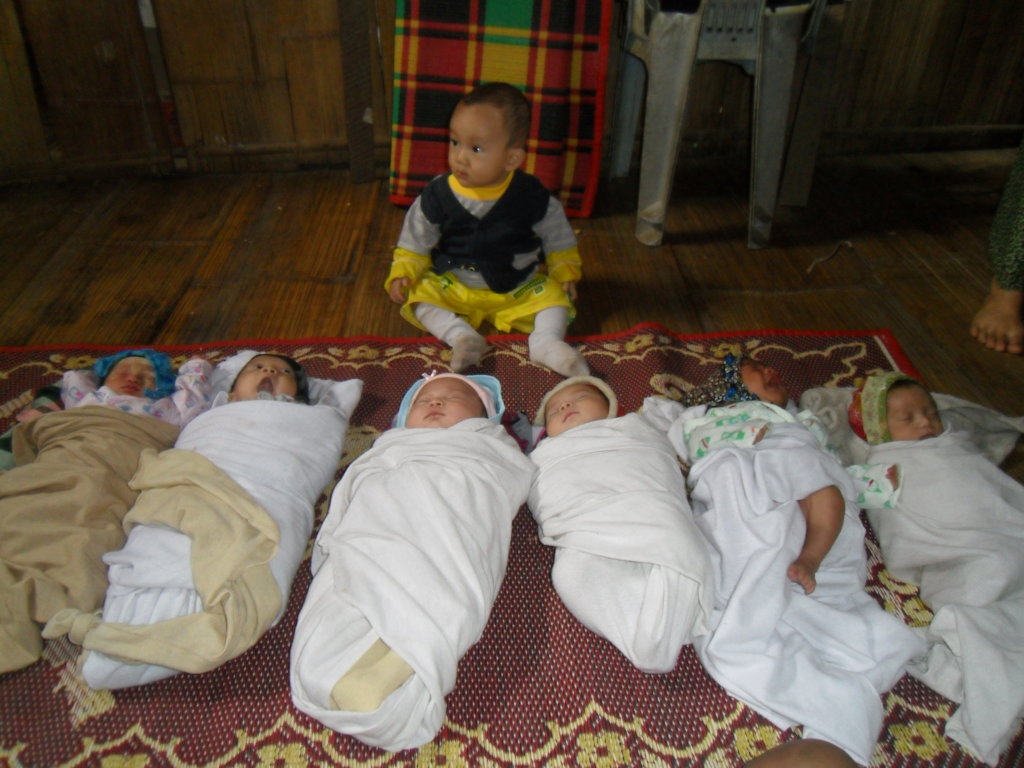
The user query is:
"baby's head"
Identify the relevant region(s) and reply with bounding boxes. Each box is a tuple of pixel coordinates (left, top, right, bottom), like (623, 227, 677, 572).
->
(738, 357, 789, 407)
(850, 371, 942, 444)
(682, 353, 789, 408)
(395, 372, 502, 429)
(884, 379, 942, 442)
(230, 354, 308, 402)
(535, 376, 618, 437)
(93, 349, 175, 399)
(448, 82, 530, 188)
(212, 351, 310, 403)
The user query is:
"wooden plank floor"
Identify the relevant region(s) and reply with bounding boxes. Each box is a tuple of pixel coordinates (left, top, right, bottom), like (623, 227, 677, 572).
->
(2, 149, 1021, 478)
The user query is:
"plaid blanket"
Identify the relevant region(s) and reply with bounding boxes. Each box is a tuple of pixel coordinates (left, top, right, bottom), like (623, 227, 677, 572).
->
(389, 0, 611, 217)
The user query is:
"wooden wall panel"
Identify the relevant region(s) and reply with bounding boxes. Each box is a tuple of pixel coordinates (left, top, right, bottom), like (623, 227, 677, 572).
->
(1, 0, 1021, 179)
(933, 1, 1024, 127)
(372, 0, 394, 148)
(284, 35, 347, 152)
(16, 0, 170, 170)
(151, 0, 389, 171)
(672, 0, 1024, 157)
(815, 0, 1024, 151)
(0, 0, 50, 173)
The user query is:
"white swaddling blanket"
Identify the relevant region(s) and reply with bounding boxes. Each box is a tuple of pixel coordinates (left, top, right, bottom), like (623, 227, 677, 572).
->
(73, 378, 363, 689)
(527, 413, 713, 672)
(674, 417, 925, 765)
(865, 430, 1024, 765)
(290, 418, 535, 752)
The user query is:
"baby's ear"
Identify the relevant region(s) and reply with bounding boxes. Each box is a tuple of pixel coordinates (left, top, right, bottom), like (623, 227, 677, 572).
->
(504, 146, 525, 170)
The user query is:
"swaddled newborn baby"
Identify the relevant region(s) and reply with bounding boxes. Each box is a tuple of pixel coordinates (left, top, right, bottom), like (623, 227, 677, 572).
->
(44, 351, 362, 689)
(290, 371, 534, 751)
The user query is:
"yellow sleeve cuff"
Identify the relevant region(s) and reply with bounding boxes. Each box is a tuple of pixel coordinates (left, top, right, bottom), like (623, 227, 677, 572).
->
(546, 247, 582, 284)
(386, 248, 432, 290)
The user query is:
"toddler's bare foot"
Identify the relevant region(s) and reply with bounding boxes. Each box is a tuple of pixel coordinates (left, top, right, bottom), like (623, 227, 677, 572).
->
(450, 334, 489, 372)
(787, 559, 818, 594)
(970, 282, 1023, 354)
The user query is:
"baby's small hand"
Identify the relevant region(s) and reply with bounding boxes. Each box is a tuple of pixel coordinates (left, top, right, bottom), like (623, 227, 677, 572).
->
(787, 560, 817, 595)
(16, 405, 56, 424)
(388, 278, 411, 304)
(562, 281, 578, 302)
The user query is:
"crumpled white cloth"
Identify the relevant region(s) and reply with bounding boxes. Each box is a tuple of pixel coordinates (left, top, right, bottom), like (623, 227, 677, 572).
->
(290, 418, 535, 751)
(78, 377, 363, 689)
(527, 413, 713, 672)
(866, 429, 1024, 765)
(652, 398, 925, 766)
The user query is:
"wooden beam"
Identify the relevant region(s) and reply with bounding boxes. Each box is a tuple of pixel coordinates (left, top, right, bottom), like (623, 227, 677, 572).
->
(338, 0, 376, 182)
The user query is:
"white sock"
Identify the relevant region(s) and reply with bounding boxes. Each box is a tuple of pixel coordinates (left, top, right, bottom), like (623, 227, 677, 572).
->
(529, 307, 589, 377)
(414, 303, 488, 371)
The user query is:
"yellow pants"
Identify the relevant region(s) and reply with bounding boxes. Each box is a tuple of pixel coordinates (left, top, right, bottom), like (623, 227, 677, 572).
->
(400, 272, 574, 334)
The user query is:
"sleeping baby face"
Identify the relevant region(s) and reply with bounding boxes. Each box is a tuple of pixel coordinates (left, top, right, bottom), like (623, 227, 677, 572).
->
(104, 356, 157, 397)
(543, 383, 610, 437)
(230, 355, 300, 402)
(405, 378, 486, 428)
(739, 358, 789, 406)
(886, 382, 942, 442)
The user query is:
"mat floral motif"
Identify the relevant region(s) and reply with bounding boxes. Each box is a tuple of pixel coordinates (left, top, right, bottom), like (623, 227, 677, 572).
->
(1, 323, 1021, 768)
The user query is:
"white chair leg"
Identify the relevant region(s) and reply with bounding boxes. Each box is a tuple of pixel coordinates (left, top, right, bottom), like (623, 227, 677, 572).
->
(635, 10, 703, 246)
(748, 4, 810, 248)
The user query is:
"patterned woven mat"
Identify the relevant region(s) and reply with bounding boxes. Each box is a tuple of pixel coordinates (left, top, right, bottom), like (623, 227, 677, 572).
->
(1, 324, 1022, 768)
(388, 0, 611, 217)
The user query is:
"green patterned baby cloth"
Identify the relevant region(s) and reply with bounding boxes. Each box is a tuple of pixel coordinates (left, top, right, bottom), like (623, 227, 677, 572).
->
(683, 401, 805, 461)
(845, 463, 903, 509)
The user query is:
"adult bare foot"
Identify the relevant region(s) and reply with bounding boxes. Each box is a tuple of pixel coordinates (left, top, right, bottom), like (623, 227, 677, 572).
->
(971, 280, 1023, 354)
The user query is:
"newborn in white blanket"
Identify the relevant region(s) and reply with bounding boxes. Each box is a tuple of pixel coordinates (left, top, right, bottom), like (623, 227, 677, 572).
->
(645, 395, 926, 766)
(833, 372, 1024, 766)
(290, 372, 535, 752)
(528, 377, 713, 672)
(44, 351, 362, 689)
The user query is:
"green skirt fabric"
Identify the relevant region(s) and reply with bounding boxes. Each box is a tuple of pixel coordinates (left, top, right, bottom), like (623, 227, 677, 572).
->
(989, 138, 1024, 291)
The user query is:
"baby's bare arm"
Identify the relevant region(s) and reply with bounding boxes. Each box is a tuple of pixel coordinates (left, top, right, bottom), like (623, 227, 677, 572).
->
(789, 485, 844, 594)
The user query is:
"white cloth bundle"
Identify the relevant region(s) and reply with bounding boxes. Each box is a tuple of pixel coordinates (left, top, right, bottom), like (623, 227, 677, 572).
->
(290, 418, 535, 751)
(658, 406, 925, 766)
(528, 413, 713, 672)
(865, 430, 1024, 765)
(63, 377, 363, 689)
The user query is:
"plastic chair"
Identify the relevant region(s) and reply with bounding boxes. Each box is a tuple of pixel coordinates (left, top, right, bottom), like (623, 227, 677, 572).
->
(610, 0, 843, 248)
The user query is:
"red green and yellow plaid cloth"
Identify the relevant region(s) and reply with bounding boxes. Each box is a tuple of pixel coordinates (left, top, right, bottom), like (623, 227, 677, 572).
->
(389, 0, 612, 217)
